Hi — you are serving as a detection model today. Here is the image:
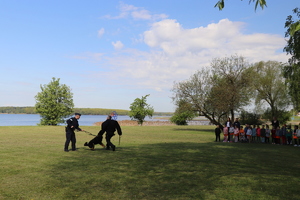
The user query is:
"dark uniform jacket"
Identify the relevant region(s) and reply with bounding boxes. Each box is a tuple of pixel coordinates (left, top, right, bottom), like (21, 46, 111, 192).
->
(98, 119, 122, 136)
(66, 117, 82, 132)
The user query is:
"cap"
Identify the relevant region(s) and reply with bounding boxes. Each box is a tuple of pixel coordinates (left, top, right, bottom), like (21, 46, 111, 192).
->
(75, 113, 81, 116)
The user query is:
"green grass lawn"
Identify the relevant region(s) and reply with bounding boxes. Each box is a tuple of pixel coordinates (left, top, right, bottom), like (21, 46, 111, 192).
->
(0, 125, 299, 200)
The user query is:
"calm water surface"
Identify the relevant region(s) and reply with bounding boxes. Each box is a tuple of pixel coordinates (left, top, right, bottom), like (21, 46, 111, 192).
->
(0, 114, 168, 126)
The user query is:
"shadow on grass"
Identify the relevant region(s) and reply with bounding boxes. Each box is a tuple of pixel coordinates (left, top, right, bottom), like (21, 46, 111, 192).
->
(47, 142, 300, 200)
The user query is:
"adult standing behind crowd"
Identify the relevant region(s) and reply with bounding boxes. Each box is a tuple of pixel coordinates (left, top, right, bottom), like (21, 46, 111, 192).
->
(271, 117, 280, 129)
(64, 113, 84, 152)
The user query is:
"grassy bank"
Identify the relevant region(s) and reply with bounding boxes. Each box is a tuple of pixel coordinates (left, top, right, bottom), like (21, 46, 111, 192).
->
(0, 125, 299, 200)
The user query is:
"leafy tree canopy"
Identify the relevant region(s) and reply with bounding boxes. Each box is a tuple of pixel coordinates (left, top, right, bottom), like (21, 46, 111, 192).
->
(35, 77, 74, 125)
(129, 94, 154, 125)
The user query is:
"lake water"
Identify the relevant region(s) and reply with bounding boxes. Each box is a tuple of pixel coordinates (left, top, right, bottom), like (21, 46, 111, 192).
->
(0, 114, 168, 126)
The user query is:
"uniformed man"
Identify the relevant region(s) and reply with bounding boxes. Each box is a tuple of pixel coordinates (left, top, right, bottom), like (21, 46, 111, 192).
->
(64, 113, 84, 152)
(99, 114, 122, 151)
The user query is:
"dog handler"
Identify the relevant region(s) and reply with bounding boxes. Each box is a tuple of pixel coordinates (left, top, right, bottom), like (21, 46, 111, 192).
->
(64, 113, 84, 152)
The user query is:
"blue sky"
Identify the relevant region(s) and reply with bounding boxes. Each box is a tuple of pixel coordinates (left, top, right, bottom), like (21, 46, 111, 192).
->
(0, 0, 298, 112)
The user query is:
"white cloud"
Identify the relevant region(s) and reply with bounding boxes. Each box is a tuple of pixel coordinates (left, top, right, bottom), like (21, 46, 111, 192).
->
(97, 28, 105, 37)
(112, 41, 124, 50)
(103, 2, 168, 21)
(76, 18, 290, 93)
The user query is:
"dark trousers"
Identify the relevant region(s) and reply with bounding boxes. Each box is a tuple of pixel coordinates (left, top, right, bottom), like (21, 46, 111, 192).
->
(65, 131, 76, 150)
(215, 134, 220, 142)
(106, 132, 115, 149)
(265, 137, 270, 143)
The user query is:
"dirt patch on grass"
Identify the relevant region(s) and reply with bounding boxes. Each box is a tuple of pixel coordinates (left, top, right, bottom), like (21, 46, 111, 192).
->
(93, 120, 175, 126)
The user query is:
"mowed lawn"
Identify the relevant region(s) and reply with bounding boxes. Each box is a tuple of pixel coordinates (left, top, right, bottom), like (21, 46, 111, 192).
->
(0, 125, 300, 200)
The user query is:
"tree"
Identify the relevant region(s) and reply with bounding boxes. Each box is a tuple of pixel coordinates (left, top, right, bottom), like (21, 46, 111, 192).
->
(170, 99, 197, 125)
(215, 0, 267, 11)
(172, 68, 225, 126)
(210, 55, 253, 122)
(129, 94, 154, 125)
(35, 77, 74, 125)
(252, 61, 290, 120)
(283, 8, 300, 111)
(172, 55, 253, 126)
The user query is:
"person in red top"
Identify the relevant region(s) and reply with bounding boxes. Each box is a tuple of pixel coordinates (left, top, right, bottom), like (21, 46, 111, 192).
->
(256, 125, 261, 142)
(293, 125, 299, 146)
(271, 126, 276, 144)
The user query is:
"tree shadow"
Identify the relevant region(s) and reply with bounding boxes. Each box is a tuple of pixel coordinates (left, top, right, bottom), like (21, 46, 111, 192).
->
(46, 142, 300, 199)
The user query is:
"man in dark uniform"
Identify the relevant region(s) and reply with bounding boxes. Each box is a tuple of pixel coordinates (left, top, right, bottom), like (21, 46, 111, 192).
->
(64, 113, 84, 152)
(99, 115, 122, 151)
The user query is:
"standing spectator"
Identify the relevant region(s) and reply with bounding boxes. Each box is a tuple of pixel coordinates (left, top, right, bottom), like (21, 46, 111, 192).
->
(286, 125, 293, 145)
(271, 117, 280, 129)
(244, 124, 249, 142)
(239, 126, 246, 142)
(229, 124, 234, 143)
(246, 125, 252, 143)
(256, 125, 261, 142)
(233, 118, 241, 141)
(225, 118, 232, 142)
(234, 125, 239, 142)
(215, 124, 222, 142)
(271, 126, 276, 144)
(223, 126, 228, 142)
(281, 124, 287, 145)
(260, 125, 266, 143)
(295, 125, 300, 147)
(293, 125, 299, 147)
(265, 125, 271, 144)
(252, 125, 257, 142)
(276, 126, 281, 145)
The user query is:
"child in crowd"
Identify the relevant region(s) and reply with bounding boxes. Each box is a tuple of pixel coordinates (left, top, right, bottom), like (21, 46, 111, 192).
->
(281, 124, 287, 145)
(256, 125, 261, 142)
(240, 126, 246, 142)
(294, 125, 299, 147)
(246, 125, 252, 143)
(286, 125, 293, 145)
(296, 125, 300, 147)
(234, 125, 239, 143)
(265, 125, 270, 144)
(260, 125, 266, 143)
(229, 125, 234, 143)
(252, 125, 256, 142)
(223, 126, 228, 142)
(276, 126, 281, 145)
(215, 124, 222, 142)
(271, 126, 276, 144)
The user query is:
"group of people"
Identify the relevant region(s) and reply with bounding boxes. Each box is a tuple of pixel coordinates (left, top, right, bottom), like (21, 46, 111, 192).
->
(64, 113, 122, 152)
(215, 117, 300, 146)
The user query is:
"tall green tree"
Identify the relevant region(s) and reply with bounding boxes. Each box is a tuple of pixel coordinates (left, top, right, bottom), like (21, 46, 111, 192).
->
(129, 94, 154, 125)
(283, 8, 300, 111)
(252, 61, 290, 120)
(35, 77, 74, 125)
